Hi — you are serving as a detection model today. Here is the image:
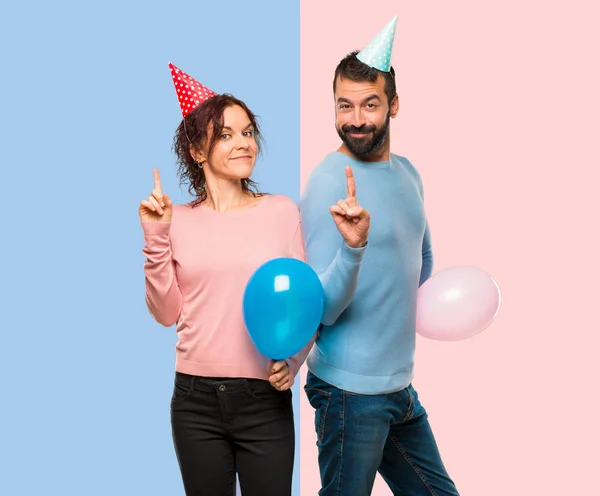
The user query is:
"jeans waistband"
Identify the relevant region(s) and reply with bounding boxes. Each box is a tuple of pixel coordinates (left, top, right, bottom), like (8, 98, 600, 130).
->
(175, 372, 270, 393)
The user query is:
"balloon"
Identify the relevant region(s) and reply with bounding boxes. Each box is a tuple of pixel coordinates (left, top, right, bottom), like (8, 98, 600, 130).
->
(243, 257, 324, 360)
(416, 266, 501, 341)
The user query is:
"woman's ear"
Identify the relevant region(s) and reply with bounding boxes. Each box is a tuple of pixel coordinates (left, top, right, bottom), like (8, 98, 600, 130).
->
(190, 144, 207, 164)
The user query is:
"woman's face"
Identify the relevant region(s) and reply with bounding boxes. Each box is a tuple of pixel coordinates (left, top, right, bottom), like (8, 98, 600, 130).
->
(198, 105, 257, 180)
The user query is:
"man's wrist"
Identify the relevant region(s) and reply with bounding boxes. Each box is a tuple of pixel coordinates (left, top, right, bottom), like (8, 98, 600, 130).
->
(346, 239, 368, 249)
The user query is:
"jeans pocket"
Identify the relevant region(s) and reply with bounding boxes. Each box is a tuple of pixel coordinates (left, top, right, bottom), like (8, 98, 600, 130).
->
(170, 380, 192, 405)
(304, 387, 331, 444)
(246, 380, 292, 406)
(402, 384, 415, 421)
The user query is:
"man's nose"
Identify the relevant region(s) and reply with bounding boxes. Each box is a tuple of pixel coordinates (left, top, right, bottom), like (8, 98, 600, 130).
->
(351, 108, 367, 127)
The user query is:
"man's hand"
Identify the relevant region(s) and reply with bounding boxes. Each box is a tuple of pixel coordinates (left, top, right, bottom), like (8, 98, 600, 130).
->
(330, 166, 370, 248)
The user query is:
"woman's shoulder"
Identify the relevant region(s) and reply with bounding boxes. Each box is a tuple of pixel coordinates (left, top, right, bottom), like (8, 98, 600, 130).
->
(170, 201, 208, 224)
(261, 193, 299, 210)
(172, 202, 195, 215)
(260, 194, 300, 224)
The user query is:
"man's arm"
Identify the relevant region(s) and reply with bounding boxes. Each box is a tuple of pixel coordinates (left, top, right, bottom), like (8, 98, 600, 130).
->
(300, 171, 367, 326)
(419, 221, 433, 286)
(411, 161, 434, 287)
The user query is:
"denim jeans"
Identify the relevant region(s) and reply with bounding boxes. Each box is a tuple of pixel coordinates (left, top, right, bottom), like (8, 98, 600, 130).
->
(305, 370, 459, 496)
(171, 372, 295, 495)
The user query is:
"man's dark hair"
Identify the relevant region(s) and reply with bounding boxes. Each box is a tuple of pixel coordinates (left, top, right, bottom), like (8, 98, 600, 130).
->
(333, 50, 397, 105)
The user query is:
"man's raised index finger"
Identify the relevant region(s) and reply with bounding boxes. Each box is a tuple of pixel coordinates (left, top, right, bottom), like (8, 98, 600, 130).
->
(345, 166, 356, 198)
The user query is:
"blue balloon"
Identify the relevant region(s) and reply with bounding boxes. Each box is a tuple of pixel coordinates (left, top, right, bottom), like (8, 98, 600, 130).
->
(243, 257, 324, 360)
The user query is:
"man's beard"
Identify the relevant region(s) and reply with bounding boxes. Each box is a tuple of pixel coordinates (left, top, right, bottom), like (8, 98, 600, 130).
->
(336, 113, 390, 158)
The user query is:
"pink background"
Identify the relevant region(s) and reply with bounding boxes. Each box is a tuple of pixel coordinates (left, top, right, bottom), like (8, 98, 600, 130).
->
(299, 1, 600, 494)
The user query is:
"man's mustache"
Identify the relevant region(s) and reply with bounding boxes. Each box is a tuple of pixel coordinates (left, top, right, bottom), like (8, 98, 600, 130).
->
(342, 124, 377, 134)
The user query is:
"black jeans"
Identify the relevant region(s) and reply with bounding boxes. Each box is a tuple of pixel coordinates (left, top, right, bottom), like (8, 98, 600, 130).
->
(170, 372, 295, 496)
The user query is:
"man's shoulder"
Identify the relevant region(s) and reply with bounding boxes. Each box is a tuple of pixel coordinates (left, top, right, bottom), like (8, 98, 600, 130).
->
(391, 153, 424, 196)
(391, 152, 415, 170)
(311, 152, 346, 173)
(391, 153, 422, 179)
(302, 153, 347, 193)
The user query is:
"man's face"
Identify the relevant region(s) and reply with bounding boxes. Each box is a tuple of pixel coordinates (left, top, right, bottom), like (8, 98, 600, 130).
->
(334, 74, 398, 158)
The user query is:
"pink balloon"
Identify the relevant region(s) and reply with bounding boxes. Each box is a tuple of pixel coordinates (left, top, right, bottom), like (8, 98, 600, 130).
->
(416, 266, 501, 341)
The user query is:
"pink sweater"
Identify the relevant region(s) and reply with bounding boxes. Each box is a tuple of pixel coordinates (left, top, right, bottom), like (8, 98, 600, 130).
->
(141, 194, 313, 380)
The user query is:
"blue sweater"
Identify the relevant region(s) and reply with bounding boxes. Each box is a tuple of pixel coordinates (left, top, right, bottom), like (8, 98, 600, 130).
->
(299, 152, 433, 394)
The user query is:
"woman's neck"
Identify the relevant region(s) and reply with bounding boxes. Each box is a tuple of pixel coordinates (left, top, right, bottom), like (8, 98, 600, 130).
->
(202, 178, 254, 213)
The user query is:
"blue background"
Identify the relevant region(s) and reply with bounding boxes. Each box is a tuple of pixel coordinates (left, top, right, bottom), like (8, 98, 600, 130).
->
(0, 1, 301, 494)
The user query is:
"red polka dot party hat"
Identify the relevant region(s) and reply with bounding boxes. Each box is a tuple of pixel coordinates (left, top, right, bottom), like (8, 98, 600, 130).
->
(169, 62, 216, 117)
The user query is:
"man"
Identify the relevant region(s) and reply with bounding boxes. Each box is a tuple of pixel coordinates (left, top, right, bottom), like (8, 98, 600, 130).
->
(300, 15, 460, 496)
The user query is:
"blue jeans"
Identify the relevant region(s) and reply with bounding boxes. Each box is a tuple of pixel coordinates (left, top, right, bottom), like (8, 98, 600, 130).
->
(305, 371, 459, 496)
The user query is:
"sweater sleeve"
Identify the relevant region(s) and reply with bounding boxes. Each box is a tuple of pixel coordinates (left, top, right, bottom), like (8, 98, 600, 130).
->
(299, 171, 366, 327)
(284, 218, 317, 377)
(413, 167, 434, 287)
(420, 221, 433, 287)
(141, 221, 183, 327)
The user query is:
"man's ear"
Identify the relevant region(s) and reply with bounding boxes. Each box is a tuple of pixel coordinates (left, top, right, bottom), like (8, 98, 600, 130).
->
(390, 94, 399, 118)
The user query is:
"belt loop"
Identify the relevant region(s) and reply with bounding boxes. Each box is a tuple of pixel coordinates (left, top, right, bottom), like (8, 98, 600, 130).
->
(190, 375, 196, 391)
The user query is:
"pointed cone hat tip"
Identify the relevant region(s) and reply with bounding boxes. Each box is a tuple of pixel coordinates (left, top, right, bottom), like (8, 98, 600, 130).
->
(356, 15, 398, 72)
(168, 62, 216, 117)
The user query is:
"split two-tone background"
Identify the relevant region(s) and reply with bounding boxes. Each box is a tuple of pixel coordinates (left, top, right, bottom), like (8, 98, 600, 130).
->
(1, 1, 598, 494)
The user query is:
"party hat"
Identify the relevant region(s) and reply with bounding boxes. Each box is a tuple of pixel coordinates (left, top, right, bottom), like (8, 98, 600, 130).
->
(356, 15, 398, 72)
(169, 62, 216, 117)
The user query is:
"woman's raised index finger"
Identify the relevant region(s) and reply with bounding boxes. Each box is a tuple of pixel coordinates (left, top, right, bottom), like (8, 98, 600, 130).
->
(153, 168, 162, 194)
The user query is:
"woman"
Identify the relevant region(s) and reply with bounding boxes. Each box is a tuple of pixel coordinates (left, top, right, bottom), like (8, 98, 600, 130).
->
(139, 88, 311, 495)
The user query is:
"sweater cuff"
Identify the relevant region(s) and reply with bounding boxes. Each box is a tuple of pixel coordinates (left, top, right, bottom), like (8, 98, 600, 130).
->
(141, 221, 172, 236)
(340, 241, 367, 263)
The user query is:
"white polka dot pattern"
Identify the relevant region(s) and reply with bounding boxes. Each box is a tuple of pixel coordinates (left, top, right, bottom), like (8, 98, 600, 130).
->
(169, 62, 216, 117)
(356, 15, 397, 73)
